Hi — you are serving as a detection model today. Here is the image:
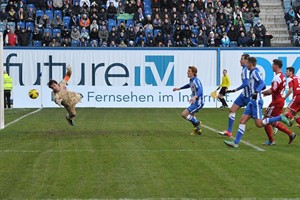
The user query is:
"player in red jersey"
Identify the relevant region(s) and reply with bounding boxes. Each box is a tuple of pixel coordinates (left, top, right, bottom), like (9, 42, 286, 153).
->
(262, 60, 296, 145)
(284, 67, 300, 130)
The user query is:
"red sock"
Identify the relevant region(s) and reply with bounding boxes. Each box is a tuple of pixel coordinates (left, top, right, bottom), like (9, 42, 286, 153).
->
(285, 112, 294, 119)
(296, 117, 300, 125)
(264, 124, 274, 142)
(273, 122, 292, 136)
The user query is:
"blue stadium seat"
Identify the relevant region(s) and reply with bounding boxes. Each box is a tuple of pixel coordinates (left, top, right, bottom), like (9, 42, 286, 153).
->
(73, 0, 80, 5)
(244, 23, 252, 33)
(145, 28, 153, 37)
(7, 21, 15, 30)
(33, 40, 42, 47)
(71, 40, 80, 47)
(54, 10, 62, 19)
(63, 16, 71, 29)
(0, 22, 6, 32)
(45, 9, 53, 20)
(44, 28, 53, 35)
(126, 19, 134, 28)
(253, 17, 260, 26)
(191, 28, 199, 35)
(52, 28, 61, 37)
(36, 10, 44, 18)
(63, 16, 71, 24)
(230, 41, 238, 47)
(108, 19, 116, 31)
(25, 21, 34, 30)
(0, 3, 7, 10)
(117, 19, 125, 26)
(153, 29, 161, 37)
(144, 3, 151, 11)
(144, 9, 152, 17)
(17, 21, 26, 29)
(27, 3, 35, 11)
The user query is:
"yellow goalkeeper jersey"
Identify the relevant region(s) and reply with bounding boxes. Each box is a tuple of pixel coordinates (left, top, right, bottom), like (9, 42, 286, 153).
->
(220, 75, 230, 88)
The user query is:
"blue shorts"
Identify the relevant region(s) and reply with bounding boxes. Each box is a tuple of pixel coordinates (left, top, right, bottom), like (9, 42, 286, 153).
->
(187, 99, 204, 114)
(244, 99, 263, 119)
(233, 93, 250, 108)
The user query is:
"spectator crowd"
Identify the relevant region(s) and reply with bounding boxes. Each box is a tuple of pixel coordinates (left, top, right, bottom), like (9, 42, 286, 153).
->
(0, 0, 275, 47)
(284, 0, 300, 46)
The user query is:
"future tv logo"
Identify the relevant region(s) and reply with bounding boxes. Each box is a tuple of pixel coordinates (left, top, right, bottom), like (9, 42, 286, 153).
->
(134, 55, 174, 86)
(4, 53, 175, 86)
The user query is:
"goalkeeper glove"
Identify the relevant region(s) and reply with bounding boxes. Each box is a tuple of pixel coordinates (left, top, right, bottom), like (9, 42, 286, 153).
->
(251, 92, 258, 100)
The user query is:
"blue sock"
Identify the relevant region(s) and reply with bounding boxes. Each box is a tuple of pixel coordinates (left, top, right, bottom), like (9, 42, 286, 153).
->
(186, 114, 200, 127)
(234, 124, 246, 144)
(264, 115, 282, 124)
(228, 113, 235, 132)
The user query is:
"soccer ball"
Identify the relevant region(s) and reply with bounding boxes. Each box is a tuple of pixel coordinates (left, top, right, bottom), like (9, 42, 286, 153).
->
(28, 89, 39, 99)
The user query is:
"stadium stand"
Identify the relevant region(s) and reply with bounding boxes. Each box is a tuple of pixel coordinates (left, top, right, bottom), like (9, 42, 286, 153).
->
(0, 0, 295, 47)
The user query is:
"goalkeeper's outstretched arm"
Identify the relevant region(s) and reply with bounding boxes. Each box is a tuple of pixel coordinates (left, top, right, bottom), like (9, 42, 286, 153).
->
(64, 65, 72, 82)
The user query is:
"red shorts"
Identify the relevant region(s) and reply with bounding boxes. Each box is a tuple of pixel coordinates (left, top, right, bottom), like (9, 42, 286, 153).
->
(265, 99, 284, 117)
(288, 95, 300, 113)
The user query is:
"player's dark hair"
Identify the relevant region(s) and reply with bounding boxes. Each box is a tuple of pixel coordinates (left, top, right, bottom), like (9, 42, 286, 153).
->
(273, 59, 283, 68)
(242, 54, 250, 60)
(47, 80, 58, 88)
(248, 57, 257, 66)
(286, 67, 295, 74)
(188, 66, 197, 76)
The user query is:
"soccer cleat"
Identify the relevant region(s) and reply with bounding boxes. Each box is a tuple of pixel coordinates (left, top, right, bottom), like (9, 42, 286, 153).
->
(66, 116, 75, 126)
(263, 141, 276, 145)
(218, 130, 232, 137)
(191, 126, 202, 136)
(224, 140, 238, 148)
(281, 114, 293, 127)
(288, 133, 297, 144)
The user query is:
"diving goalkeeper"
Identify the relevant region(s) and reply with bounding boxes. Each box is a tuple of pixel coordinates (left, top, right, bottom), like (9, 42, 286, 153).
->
(47, 65, 83, 126)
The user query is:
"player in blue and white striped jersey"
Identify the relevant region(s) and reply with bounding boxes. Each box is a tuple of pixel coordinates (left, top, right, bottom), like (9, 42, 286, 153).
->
(219, 54, 250, 137)
(173, 66, 204, 135)
(224, 57, 292, 148)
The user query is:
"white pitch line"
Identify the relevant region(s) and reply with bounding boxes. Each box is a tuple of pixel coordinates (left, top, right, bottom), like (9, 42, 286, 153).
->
(3, 108, 43, 128)
(201, 124, 266, 152)
(0, 149, 248, 153)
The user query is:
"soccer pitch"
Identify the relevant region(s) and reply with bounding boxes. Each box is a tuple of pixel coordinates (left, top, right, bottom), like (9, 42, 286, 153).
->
(0, 108, 299, 199)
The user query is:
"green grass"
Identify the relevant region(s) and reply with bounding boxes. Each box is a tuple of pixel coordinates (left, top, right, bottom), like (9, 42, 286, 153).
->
(0, 108, 299, 199)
